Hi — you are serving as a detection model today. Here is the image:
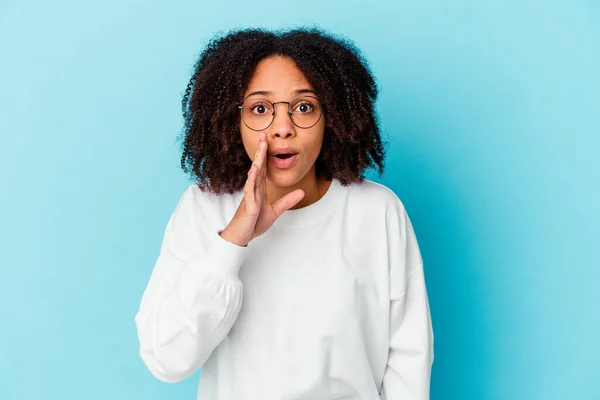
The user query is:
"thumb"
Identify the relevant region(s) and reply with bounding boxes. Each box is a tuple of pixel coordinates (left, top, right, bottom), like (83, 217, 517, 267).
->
(271, 189, 305, 217)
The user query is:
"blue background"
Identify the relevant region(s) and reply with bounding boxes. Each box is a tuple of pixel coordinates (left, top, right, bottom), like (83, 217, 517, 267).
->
(1, 0, 598, 399)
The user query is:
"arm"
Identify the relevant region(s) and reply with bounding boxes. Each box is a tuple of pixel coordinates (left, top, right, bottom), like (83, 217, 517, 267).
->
(381, 202, 434, 399)
(134, 186, 247, 383)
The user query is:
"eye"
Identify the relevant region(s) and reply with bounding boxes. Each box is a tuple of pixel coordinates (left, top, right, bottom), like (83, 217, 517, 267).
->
(250, 102, 272, 115)
(293, 101, 314, 113)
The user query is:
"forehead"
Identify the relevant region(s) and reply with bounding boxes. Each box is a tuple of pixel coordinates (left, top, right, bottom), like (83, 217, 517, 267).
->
(244, 56, 313, 96)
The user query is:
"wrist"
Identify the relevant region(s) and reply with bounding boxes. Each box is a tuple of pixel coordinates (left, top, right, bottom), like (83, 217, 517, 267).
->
(219, 227, 249, 247)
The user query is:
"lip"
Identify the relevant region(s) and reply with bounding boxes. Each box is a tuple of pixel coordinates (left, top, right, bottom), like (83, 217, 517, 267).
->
(269, 153, 299, 169)
(269, 147, 299, 157)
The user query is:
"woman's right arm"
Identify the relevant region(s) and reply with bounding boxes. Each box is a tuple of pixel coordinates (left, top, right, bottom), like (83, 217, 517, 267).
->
(134, 186, 247, 383)
(135, 131, 304, 383)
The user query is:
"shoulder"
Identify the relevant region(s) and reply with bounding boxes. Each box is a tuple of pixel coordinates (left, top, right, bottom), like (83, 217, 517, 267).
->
(343, 179, 416, 241)
(182, 183, 241, 205)
(172, 183, 242, 225)
(345, 179, 407, 214)
(348, 180, 423, 272)
(342, 179, 423, 288)
(160, 183, 241, 251)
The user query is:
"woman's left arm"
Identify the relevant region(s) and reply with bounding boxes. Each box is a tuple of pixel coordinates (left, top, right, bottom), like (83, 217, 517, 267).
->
(380, 201, 434, 400)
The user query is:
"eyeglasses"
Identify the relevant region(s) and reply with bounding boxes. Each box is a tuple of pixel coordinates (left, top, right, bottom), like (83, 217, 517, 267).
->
(238, 95, 323, 131)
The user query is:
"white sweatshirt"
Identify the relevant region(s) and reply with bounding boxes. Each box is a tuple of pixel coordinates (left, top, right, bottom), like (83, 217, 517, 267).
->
(134, 178, 434, 400)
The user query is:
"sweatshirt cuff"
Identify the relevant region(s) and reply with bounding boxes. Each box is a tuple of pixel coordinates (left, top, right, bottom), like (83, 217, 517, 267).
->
(203, 230, 248, 280)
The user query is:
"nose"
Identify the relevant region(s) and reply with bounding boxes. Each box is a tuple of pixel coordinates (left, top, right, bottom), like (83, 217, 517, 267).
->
(268, 103, 296, 139)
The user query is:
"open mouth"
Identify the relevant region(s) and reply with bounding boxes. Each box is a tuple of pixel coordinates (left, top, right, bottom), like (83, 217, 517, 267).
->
(270, 152, 299, 169)
(274, 154, 296, 159)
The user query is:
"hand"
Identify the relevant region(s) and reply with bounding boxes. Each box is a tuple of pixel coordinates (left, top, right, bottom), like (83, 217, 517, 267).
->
(219, 131, 305, 247)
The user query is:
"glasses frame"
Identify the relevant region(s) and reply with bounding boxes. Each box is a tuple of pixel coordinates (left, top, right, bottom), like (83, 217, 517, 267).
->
(237, 95, 323, 131)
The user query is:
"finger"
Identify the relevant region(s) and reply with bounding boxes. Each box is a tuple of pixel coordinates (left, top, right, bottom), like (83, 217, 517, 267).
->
(252, 134, 261, 191)
(244, 163, 258, 206)
(253, 133, 262, 161)
(254, 132, 267, 198)
(259, 131, 268, 169)
(271, 189, 305, 217)
(258, 162, 267, 202)
(253, 132, 266, 171)
(261, 132, 268, 179)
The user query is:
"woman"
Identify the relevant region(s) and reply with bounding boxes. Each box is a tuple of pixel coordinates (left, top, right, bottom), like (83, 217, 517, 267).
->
(134, 27, 434, 399)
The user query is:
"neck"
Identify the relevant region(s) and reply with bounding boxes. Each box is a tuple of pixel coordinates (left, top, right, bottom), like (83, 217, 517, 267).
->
(266, 169, 332, 210)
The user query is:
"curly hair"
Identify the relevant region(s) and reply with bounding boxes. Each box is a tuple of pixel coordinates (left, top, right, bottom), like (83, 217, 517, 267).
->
(178, 27, 386, 194)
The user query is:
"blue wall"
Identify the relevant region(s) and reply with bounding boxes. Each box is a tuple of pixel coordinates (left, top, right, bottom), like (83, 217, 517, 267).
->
(1, 1, 598, 399)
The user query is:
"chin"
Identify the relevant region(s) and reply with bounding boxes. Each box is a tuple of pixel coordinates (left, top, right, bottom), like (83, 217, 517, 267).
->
(266, 170, 306, 189)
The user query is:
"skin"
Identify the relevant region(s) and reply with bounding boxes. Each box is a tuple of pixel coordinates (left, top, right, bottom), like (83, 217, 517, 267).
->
(240, 56, 332, 209)
(219, 56, 333, 247)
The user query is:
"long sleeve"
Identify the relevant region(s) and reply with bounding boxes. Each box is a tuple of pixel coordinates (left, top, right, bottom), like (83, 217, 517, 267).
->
(381, 201, 434, 399)
(134, 186, 247, 383)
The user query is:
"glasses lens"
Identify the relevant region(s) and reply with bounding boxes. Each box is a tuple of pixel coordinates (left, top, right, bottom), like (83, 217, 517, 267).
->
(290, 96, 322, 128)
(241, 99, 274, 131)
(240, 96, 322, 130)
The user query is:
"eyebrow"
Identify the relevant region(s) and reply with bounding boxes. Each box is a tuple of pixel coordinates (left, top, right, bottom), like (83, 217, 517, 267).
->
(244, 88, 317, 100)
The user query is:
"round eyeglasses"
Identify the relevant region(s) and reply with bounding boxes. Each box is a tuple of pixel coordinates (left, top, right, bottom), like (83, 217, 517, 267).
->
(238, 95, 323, 131)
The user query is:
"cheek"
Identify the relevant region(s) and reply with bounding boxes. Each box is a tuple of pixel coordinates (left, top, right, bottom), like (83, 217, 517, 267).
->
(240, 129, 258, 160)
(305, 128, 325, 161)
(308, 140, 323, 161)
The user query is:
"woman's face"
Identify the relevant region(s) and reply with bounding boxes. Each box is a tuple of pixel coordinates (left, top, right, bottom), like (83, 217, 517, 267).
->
(240, 56, 325, 189)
